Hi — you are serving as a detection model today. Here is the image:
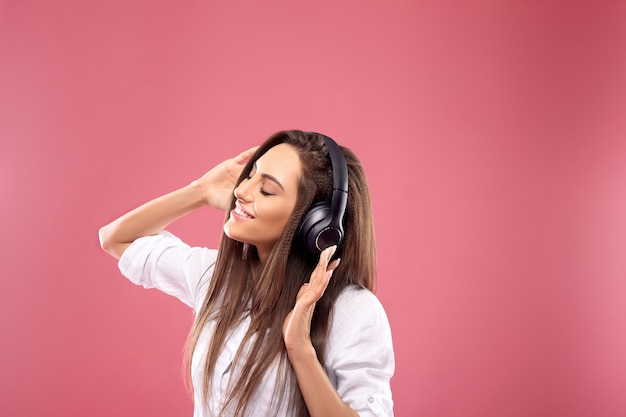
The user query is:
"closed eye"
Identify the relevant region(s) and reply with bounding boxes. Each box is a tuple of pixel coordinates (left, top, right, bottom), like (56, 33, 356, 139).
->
(245, 170, 275, 196)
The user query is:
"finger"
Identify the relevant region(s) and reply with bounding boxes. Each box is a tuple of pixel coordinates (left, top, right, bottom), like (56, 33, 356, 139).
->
(303, 246, 336, 293)
(299, 279, 327, 307)
(309, 246, 335, 284)
(327, 258, 341, 272)
(305, 247, 337, 297)
(320, 245, 337, 268)
(233, 146, 259, 164)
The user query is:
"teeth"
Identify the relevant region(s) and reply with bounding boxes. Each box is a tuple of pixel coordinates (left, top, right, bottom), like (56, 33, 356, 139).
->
(235, 206, 252, 219)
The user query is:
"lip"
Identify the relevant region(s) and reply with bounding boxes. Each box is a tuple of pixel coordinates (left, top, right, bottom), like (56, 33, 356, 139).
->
(232, 203, 255, 220)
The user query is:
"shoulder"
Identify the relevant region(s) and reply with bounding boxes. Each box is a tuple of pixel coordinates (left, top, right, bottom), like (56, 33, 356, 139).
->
(328, 285, 393, 348)
(333, 286, 389, 325)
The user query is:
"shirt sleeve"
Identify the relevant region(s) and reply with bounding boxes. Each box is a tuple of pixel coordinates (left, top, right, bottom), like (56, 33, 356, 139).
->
(117, 230, 218, 310)
(326, 287, 395, 417)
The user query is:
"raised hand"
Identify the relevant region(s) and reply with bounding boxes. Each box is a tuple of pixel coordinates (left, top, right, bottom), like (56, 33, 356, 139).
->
(283, 245, 341, 355)
(195, 146, 258, 211)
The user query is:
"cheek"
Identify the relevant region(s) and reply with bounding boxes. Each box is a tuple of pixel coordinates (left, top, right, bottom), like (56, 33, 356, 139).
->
(263, 201, 296, 229)
(268, 208, 293, 230)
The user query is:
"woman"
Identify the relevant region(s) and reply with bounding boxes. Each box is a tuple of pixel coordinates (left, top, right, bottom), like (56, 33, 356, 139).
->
(99, 130, 394, 417)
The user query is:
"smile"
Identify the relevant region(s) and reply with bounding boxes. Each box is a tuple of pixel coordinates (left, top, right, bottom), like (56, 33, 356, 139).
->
(234, 205, 254, 219)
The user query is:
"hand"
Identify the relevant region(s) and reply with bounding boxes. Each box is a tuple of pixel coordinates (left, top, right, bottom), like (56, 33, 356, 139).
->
(195, 146, 258, 211)
(283, 246, 341, 356)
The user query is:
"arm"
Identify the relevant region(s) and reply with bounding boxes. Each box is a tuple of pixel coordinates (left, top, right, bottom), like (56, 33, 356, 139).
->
(283, 247, 358, 417)
(98, 146, 257, 260)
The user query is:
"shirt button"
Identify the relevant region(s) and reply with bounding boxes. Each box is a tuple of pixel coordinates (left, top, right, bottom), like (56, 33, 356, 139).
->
(368, 396, 375, 403)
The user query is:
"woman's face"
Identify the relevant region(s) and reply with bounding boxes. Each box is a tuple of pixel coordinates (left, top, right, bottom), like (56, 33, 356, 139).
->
(224, 143, 302, 261)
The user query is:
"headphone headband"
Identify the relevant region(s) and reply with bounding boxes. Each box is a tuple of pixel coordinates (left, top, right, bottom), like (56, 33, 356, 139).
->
(319, 135, 348, 230)
(297, 132, 349, 255)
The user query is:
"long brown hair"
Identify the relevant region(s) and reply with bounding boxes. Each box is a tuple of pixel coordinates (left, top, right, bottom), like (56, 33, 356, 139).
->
(184, 130, 377, 416)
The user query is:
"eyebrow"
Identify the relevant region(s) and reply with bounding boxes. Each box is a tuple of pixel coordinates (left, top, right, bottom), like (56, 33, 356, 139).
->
(254, 162, 284, 190)
(261, 173, 284, 190)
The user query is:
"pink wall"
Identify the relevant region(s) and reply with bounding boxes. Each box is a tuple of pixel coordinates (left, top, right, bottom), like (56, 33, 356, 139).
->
(2, 1, 626, 416)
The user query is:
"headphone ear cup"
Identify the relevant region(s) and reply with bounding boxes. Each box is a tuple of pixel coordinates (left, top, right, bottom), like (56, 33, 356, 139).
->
(298, 202, 331, 255)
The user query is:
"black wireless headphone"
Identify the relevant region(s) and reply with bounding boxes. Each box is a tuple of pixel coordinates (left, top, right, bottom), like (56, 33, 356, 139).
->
(297, 133, 349, 256)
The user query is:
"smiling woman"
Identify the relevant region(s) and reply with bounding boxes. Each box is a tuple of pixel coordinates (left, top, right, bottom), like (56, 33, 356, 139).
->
(98, 130, 395, 417)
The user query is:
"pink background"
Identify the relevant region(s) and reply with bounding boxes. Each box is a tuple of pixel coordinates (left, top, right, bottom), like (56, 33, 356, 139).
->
(2, 1, 626, 416)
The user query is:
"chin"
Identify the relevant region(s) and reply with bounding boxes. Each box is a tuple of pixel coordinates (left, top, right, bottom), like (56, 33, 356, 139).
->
(224, 224, 250, 246)
(223, 225, 239, 242)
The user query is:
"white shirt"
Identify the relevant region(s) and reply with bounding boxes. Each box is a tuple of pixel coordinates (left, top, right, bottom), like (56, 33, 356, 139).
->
(119, 231, 395, 416)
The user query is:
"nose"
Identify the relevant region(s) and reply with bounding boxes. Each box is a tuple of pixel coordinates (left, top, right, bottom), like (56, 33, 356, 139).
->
(233, 178, 253, 202)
